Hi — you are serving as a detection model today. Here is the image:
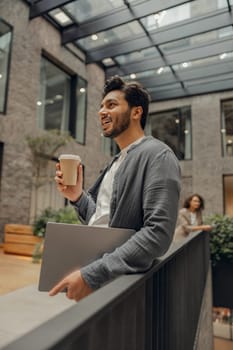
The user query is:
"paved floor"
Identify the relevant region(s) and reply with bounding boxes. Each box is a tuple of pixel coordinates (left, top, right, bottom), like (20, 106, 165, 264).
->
(0, 248, 41, 295)
(0, 248, 74, 348)
(0, 248, 232, 350)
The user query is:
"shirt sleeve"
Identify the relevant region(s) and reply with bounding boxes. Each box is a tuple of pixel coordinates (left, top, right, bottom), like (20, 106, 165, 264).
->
(177, 210, 193, 235)
(81, 149, 181, 290)
(71, 192, 96, 224)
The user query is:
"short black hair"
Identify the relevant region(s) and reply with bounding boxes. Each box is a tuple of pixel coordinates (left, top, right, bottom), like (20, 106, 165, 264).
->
(103, 75, 151, 129)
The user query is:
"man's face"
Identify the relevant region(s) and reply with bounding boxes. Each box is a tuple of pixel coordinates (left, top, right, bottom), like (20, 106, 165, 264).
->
(98, 90, 132, 138)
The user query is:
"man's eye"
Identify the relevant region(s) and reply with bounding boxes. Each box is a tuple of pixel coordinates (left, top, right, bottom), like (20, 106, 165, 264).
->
(109, 103, 116, 108)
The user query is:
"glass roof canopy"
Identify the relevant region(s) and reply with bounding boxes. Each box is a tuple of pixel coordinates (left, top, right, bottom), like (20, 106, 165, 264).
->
(27, 0, 233, 102)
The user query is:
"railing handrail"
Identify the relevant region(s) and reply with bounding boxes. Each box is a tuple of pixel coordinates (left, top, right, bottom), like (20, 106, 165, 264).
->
(1, 231, 209, 350)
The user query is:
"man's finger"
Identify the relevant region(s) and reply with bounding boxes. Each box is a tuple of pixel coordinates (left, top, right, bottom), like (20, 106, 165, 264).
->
(49, 280, 67, 296)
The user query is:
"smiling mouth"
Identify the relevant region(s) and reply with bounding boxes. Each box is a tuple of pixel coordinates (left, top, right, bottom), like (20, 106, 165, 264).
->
(102, 117, 112, 129)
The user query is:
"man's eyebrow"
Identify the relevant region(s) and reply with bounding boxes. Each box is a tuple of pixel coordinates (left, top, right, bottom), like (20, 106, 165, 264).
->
(100, 98, 118, 108)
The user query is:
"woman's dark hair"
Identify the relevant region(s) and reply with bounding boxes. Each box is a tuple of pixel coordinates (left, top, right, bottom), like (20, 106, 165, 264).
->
(183, 193, 205, 211)
(103, 75, 151, 129)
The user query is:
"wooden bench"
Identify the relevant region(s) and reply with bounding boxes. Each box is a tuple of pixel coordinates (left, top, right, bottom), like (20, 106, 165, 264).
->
(3, 224, 43, 256)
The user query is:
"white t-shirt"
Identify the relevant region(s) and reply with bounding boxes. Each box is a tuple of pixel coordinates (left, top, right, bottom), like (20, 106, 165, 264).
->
(190, 212, 198, 226)
(88, 136, 145, 226)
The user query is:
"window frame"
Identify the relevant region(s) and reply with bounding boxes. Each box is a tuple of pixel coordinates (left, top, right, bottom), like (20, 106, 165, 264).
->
(223, 174, 233, 216)
(221, 98, 233, 157)
(147, 105, 192, 161)
(69, 75, 87, 145)
(37, 54, 87, 144)
(0, 18, 13, 114)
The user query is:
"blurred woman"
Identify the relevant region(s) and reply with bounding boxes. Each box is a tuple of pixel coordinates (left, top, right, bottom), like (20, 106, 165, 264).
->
(174, 193, 212, 240)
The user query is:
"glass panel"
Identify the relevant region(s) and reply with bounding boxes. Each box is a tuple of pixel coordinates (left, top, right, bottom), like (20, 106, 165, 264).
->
(221, 99, 233, 157)
(37, 57, 71, 132)
(64, 0, 125, 24)
(0, 19, 12, 113)
(173, 51, 233, 72)
(77, 21, 143, 50)
(75, 77, 87, 144)
(115, 47, 159, 65)
(142, 0, 231, 33)
(148, 106, 192, 160)
(141, 4, 190, 31)
(160, 27, 233, 54)
(223, 175, 233, 216)
(122, 66, 171, 81)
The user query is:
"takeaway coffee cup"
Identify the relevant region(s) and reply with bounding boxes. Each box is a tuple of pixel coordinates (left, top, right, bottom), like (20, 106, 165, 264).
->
(59, 154, 81, 186)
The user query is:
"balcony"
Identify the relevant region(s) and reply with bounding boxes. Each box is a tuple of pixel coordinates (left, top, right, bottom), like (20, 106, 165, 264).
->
(0, 231, 213, 349)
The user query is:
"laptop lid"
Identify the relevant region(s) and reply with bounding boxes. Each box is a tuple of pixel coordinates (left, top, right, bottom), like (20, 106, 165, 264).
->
(38, 222, 135, 291)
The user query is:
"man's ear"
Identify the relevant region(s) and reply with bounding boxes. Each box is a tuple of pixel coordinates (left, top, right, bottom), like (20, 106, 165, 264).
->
(132, 106, 143, 121)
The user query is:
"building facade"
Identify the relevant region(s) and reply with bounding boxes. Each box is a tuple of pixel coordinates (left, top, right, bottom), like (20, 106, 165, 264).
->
(0, 0, 233, 242)
(0, 0, 111, 241)
(150, 92, 233, 217)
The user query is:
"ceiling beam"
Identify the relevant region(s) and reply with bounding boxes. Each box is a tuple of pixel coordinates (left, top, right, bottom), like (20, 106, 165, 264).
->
(149, 87, 187, 101)
(175, 61, 233, 83)
(166, 38, 233, 65)
(150, 75, 233, 101)
(29, 0, 74, 19)
(187, 75, 233, 94)
(61, 0, 194, 44)
(134, 60, 233, 89)
(105, 37, 233, 77)
(85, 9, 233, 63)
(86, 35, 153, 63)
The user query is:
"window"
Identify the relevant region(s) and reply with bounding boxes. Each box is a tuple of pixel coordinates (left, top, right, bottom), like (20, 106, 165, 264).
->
(37, 56, 87, 143)
(221, 99, 233, 157)
(223, 175, 233, 217)
(75, 77, 87, 144)
(147, 106, 192, 160)
(0, 19, 12, 113)
(101, 137, 119, 156)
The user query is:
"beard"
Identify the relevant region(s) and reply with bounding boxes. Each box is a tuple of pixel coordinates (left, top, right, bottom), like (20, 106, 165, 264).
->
(103, 109, 131, 138)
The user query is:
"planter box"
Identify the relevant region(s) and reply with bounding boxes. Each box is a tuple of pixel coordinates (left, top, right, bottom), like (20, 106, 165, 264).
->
(3, 224, 42, 256)
(212, 260, 233, 309)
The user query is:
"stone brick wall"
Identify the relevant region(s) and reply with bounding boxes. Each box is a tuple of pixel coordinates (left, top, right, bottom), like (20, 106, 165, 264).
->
(0, 0, 110, 240)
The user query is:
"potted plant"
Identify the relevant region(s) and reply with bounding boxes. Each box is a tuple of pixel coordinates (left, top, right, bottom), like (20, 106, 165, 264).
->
(32, 206, 79, 263)
(205, 214, 233, 309)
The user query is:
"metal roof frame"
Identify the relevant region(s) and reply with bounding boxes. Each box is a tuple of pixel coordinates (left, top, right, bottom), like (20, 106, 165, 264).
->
(26, 0, 233, 101)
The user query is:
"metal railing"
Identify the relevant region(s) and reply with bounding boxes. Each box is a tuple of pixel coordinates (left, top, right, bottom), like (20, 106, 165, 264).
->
(1, 231, 210, 350)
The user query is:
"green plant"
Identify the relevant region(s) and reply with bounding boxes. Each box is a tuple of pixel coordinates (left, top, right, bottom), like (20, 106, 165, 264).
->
(26, 129, 77, 218)
(26, 129, 74, 159)
(205, 214, 233, 266)
(33, 206, 79, 238)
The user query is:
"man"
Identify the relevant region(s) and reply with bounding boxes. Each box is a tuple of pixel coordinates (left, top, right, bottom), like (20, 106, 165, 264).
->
(50, 76, 181, 301)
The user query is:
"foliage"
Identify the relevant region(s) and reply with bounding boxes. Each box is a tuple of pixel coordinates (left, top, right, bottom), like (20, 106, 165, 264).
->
(33, 206, 79, 238)
(205, 214, 233, 266)
(26, 129, 74, 159)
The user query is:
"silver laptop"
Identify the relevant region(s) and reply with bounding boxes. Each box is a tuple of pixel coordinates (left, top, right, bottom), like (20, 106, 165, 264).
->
(38, 222, 135, 291)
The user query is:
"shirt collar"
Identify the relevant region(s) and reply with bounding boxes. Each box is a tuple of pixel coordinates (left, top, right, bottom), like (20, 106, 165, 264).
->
(121, 136, 146, 155)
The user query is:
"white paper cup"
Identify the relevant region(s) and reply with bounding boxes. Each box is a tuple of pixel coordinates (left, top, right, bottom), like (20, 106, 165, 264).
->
(59, 154, 81, 186)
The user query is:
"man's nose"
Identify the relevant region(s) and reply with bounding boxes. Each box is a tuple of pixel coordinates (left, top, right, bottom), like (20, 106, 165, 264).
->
(98, 108, 108, 117)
